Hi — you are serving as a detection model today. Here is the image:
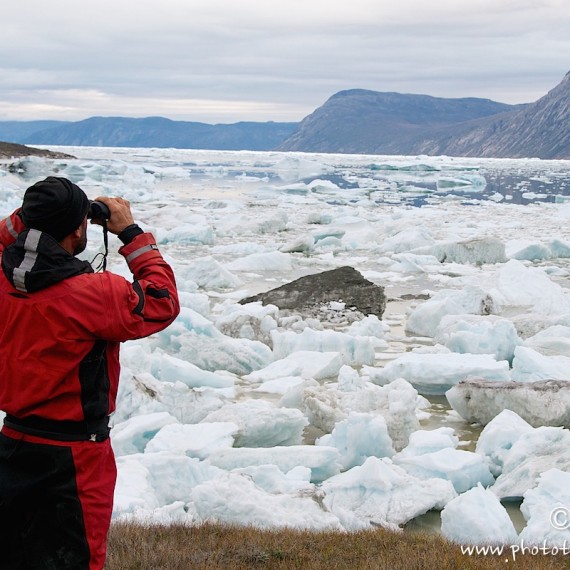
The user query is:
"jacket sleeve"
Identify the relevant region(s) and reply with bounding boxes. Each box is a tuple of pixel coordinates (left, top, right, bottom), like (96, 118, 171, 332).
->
(0, 210, 25, 252)
(90, 232, 180, 342)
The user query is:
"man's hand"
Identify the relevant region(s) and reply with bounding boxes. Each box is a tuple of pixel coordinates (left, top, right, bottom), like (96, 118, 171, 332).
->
(90, 196, 136, 235)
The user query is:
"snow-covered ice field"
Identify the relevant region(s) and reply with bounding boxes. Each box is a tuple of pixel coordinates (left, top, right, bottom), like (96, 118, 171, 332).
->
(3, 147, 570, 546)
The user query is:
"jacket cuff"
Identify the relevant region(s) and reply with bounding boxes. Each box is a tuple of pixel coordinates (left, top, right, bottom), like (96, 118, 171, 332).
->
(118, 224, 144, 245)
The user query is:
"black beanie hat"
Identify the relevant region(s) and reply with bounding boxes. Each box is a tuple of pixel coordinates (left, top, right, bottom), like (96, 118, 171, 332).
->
(21, 176, 90, 241)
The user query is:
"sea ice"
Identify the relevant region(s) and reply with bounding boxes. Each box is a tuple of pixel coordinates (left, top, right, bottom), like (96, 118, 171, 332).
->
(475, 410, 534, 477)
(206, 445, 343, 483)
(434, 314, 521, 362)
(271, 328, 376, 366)
(150, 352, 235, 389)
(394, 447, 495, 493)
(369, 352, 510, 395)
(321, 457, 457, 531)
(421, 237, 507, 265)
(440, 484, 518, 545)
(511, 346, 570, 382)
(226, 251, 293, 272)
(316, 412, 395, 470)
(405, 286, 498, 337)
(523, 325, 570, 357)
(519, 468, 570, 546)
(113, 452, 223, 517)
(111, 412, 179, 456)
(202, 399, 308, 447)
(446, 378, 570, 428)
(189, 472, 341, 530)
(178, 256, 242, 290)
(244, 351, 343, 382)
(395, 427, 459, 459)
(297, 374, 420, 450)
(491, 426, 570, 499)
(144, 422, 239, 459)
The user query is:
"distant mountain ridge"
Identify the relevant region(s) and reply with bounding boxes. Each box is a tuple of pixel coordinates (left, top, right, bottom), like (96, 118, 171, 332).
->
(278, 72, 570, 159)
(1, 71, 568, 158)
(0, 117, 298, 151)
(277, 89, 520, 154)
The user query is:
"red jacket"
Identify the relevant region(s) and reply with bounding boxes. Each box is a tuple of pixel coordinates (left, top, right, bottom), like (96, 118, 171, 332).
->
(0, 210, 179, 440)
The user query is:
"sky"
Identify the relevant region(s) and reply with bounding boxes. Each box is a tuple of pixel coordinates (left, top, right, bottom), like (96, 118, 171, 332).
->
(1, 0, 569, 124)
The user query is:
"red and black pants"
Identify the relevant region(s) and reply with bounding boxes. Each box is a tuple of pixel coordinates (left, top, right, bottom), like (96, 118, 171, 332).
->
(0, 426, 116, 569)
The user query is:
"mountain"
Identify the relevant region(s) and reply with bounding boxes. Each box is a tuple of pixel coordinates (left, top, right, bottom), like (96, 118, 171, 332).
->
(276, 89, 519, 154)
(0, 120, 69, 142)
(7, 117, 297, 151)
(2, 72, 567, 158)
(434, 71, 570, 159)
(278, 71, 570, 159)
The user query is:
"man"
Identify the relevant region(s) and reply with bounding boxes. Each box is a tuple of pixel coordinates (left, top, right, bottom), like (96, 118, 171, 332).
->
(0, 176, 180, 569)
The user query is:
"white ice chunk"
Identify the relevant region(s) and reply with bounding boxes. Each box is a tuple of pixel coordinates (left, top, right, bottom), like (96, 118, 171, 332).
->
(405, 286, 498, 337)
(441, 484, 518, 545)
(163, 306, 274, 371)
(491, 260, 570, 315)
(345, 314, 390, 339)
(215, 301, 279, 345)
(157, 216, 214, 245)
(115, 371, 229, 425)
(420, 237, 506, 265)
(378, 227, 436, 254)
(179, 256, 242, 290)
(446, 378, 570, 428)
(394, 448, 495, 493)
(434, 314, 521, 362)
(111, 412, 178, 456)
(207, 445, 342, 483)
(232, 465, 314, 495)
(202, 400, 308, 447)
(506, 239, 551, 261)
(298, 376, 420, 451)
(244, 351, 343, 382)
(511, 346, 570, 382)
(144, 422, 239, 459)
(371, 352, 510, 395)
(113, 452, 223, 517)
(189, 472, 341, 529)
(226, 251, 293, 272)
(151, 352, 234, 389)
(321, 457, 457, 531)
(475, 410, 534, 477)
(396, 427, 459, 459)
(519, 468, 570, 546)
(523, 325, 570, 357)
(389, 253, 442, 274)
(316, 412, 395, 470)
(492, 427, 570, 499)
(271, 328, 375, 366)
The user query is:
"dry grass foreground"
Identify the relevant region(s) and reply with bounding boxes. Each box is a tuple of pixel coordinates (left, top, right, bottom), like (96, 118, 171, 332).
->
(106, 522, 570, 569)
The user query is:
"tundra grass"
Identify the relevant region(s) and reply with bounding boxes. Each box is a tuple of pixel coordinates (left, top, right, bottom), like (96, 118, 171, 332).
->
(105, 522, 570, 569)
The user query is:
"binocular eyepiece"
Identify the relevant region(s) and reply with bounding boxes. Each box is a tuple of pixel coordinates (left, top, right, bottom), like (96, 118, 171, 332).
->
(88, 200, 111, 221)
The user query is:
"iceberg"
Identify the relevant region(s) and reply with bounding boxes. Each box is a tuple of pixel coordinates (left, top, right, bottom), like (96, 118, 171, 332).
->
(370, 352, 510, 395)
(440, 484, 518, 545)
(321, 457, 457, 531)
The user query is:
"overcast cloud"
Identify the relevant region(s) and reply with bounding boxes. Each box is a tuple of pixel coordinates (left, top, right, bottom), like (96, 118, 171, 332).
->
(1, 0, 569, 123)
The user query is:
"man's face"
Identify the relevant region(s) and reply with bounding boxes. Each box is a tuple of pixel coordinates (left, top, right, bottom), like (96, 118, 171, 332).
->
(73, 218, 88, 255)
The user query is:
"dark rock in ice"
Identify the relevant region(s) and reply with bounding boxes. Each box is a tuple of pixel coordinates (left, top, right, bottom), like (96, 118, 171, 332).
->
(240, 266, 386, 319)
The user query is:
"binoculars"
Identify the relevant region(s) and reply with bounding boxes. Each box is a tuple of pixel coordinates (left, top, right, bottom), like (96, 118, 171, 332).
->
(88, 200, 111, 221)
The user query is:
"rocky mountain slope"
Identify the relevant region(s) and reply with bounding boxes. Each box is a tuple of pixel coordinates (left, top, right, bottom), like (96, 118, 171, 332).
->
(278, 71, 570, 159)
